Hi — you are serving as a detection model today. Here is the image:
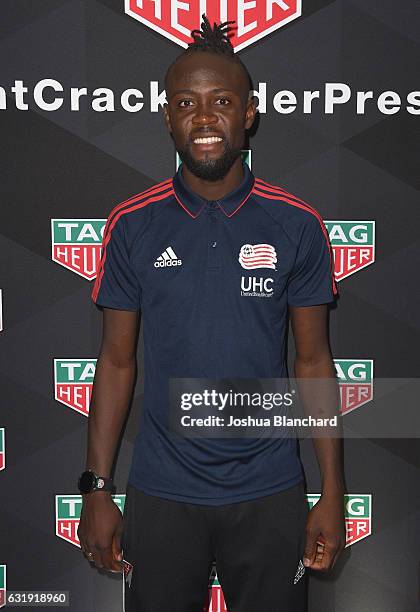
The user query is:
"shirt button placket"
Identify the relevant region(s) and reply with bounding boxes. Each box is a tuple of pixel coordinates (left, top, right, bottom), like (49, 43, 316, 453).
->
(207, 202, 221, 270)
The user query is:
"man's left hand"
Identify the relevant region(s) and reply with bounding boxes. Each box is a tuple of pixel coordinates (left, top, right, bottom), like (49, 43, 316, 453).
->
(303, 491, 346, 572)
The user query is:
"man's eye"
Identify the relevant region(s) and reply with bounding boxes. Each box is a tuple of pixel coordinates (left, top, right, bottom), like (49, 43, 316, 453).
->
(178, 100, 193, 107)
(216, 98, 230, 105)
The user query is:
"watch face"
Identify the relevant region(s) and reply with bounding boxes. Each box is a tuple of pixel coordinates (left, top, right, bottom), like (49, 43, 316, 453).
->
(78, 470, 96, 493)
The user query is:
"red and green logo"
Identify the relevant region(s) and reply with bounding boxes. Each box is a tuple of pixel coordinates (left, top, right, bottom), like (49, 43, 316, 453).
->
(54, 359, 96, 417)
(0, 429, 4, 471)
(0, 565, 6, 609)
(307, 494, 372, 547)
(125, 1, 301, 52)
(51, 219, 106, 280)
(335, 359, 374, 415)
(206, 565, 227, 612)
(55, 495, 125, 547)
(325, 221, 375, 281)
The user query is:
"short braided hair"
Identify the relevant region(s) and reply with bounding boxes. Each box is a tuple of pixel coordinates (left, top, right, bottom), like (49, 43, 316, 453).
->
(188, 14, 236, 56)
(164, 14, 252, 99)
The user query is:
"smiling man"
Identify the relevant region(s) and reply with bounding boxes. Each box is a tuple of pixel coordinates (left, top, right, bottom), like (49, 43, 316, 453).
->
(78, 15, 345, 612)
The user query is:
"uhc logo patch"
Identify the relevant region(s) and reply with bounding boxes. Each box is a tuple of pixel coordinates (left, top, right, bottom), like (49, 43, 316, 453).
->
(51, 219, 106, 280)
(335, 359, 374, 415)
(325, 221, 375, 281)
(307, 494, 372, 547)
(125, 1, 301, 52)
(55, 495, 125, 548)
(54, 359, 96, 417)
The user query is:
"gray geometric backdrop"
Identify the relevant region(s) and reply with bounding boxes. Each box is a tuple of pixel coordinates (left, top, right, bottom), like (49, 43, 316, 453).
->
(1, 1, 419, 611)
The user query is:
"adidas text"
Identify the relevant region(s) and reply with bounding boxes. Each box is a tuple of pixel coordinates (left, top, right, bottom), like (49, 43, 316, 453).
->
(154, 258, 182, 268)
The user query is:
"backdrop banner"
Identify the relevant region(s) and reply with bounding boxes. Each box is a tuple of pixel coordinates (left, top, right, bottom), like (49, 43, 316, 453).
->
(1, 1, 419, 611)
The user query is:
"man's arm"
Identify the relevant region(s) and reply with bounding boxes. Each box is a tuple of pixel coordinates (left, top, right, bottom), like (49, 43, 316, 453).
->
(289, 303, 346, 572)
(78, 307, 140, 572)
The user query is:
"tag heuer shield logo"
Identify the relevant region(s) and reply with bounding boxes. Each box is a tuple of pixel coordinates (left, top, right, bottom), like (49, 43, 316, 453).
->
(54, 359, 97, 417)
(0, 565, 5, 609)
(325, 221, 375, 281)
(208, 569, 228, 612)
(335, 359, 374, 415)
(51, 219, 106, 280)
(0, 428, 5, 471)
(55, 495, 125, 547)
(307, 494, 372, 547)
(125, 1, 301, 52)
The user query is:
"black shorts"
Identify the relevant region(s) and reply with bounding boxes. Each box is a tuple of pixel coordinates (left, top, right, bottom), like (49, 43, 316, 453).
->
(121, 481, 308, 612)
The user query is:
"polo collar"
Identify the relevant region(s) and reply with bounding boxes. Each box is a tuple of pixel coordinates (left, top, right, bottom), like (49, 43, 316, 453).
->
(172, 161, 255, 219)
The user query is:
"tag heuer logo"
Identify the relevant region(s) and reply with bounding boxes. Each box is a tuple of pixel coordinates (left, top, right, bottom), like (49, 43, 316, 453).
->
(0, 428, 5, 471)
(54, 359, 96, 417)
(325, 221, 375, 281)
(307, 494, 372, 547)
(0, 565, 5, 609)
(335, 359, 374, 415)
(51, 219, 106, 280)
(55, 495, 125, 547)
(125, 1, 301, 52)
(208, 569, 228, 612)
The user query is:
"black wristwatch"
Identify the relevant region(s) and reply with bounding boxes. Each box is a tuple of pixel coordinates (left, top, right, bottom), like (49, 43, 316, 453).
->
(78, 470, 116, 494)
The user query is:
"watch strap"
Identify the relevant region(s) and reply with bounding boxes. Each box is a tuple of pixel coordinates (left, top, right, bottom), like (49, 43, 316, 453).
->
(78, 470, 116, 494)
(93, 475, 115, 492)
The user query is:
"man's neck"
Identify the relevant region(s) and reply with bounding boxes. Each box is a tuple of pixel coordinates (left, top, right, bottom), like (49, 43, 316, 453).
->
(181, 157, 244, 201)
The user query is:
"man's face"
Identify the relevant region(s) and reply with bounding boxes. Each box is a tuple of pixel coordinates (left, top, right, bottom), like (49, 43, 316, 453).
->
(163, 52, 255, 181)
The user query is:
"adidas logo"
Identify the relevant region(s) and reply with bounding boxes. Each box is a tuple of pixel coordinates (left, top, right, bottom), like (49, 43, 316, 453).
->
(154, 246, 182, 268)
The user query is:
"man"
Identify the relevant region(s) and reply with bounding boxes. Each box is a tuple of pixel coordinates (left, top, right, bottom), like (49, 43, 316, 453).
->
(78, 15, 345, 612)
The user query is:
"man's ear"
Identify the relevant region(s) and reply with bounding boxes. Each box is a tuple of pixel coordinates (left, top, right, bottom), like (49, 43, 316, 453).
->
(163, 103, 172, 134)
(244, 93, 256, 130)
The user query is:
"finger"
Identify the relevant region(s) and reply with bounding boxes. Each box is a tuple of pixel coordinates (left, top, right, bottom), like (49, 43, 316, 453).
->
(81, 543, 94, 562)
(303, 531, 319, 567)
(97, 546, 121, 573)
(86, 543, 106, 570)
(311, 545, 335, 572)
(112, 532, 123, 563)
(104, 547, 123, 572)
(90, 550, 104, 569)
(83, 549, 94, 562)
(305, 540, 325, 567)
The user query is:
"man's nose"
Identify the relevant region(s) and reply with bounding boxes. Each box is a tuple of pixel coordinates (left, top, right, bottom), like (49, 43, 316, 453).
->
(192, 102, 218, 126)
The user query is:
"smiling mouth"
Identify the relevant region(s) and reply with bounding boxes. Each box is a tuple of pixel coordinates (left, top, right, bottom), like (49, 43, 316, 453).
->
(192, 136, 224, 145)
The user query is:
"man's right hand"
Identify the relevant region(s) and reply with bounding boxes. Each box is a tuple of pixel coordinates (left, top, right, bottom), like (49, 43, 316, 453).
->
(77, 492, 124, 573)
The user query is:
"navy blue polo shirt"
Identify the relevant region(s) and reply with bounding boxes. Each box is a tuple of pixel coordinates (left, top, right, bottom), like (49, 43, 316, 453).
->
(92, 161, 338, 505)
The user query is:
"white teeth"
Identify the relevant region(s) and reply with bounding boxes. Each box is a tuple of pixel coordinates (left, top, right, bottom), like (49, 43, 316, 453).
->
(193, 137, 223, 144)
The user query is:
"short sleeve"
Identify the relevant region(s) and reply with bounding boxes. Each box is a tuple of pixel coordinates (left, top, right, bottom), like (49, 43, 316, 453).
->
(287, 214, 338, 307)
(91, 214, 141, 311)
